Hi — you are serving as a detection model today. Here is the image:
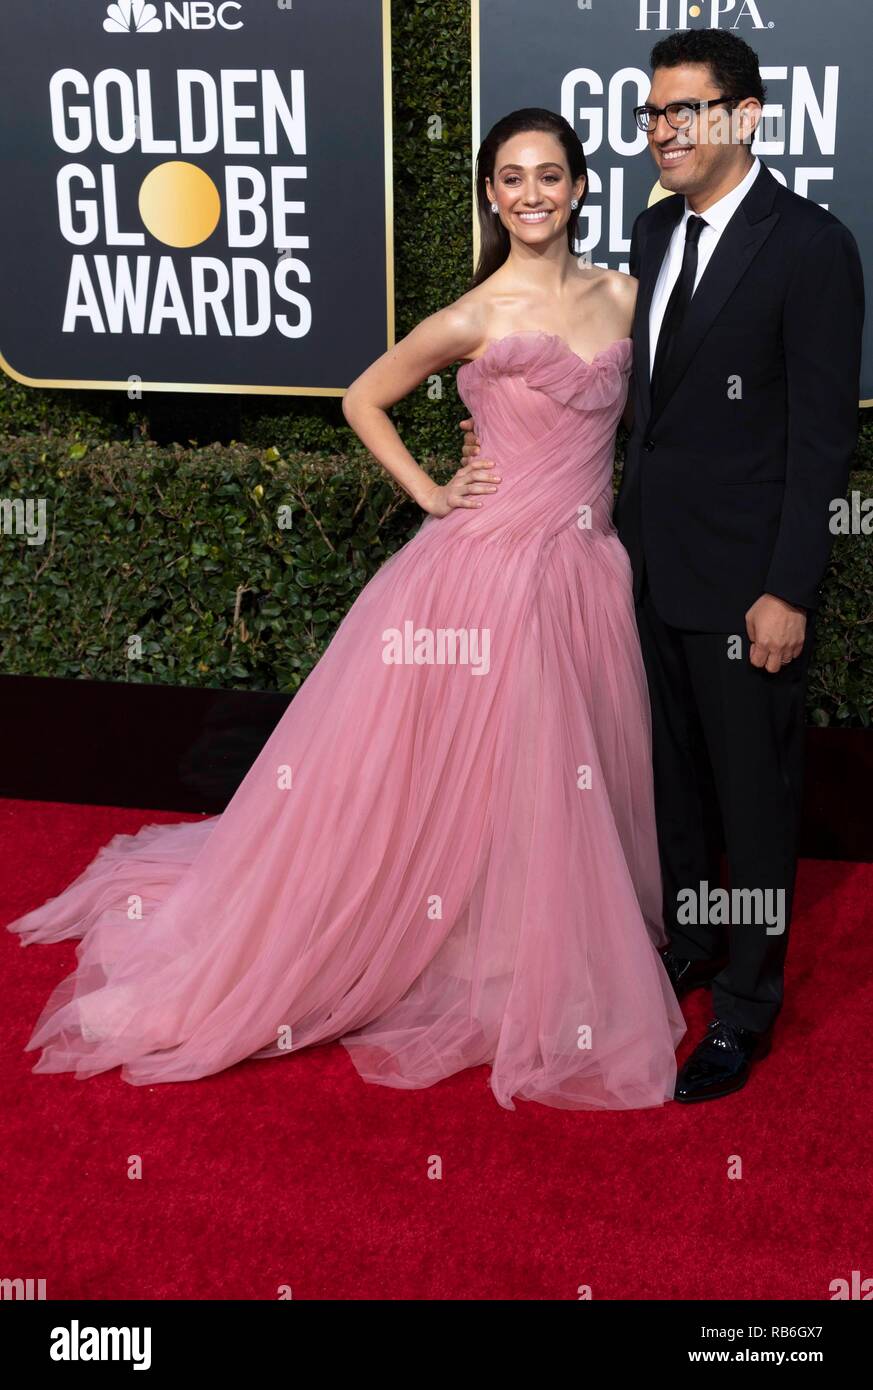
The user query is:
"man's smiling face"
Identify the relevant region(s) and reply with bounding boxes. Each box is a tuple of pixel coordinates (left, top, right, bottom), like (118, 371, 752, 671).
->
(646, 62, 742, 199)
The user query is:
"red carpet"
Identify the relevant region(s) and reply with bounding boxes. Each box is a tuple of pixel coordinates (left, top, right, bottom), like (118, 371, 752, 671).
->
(1, 797, 870, 1300)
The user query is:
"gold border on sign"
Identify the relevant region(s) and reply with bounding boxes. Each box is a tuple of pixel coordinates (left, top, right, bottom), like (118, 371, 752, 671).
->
(0, 0, 395, 399)
(471, 0, 481, 276)
(469, 0, 870, 407)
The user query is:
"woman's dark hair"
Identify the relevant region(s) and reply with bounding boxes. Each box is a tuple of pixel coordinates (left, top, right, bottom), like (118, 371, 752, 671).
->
(470, 108, 588, 289)
(650, 29, 767, 143)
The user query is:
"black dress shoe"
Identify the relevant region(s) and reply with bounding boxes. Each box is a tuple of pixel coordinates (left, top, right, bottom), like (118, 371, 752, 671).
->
(674, 1019, 773, 1103)
(660, 946, 727, 999)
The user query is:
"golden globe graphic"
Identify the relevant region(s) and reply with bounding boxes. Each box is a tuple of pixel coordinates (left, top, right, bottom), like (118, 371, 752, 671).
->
(0, 1, 394, 395)
(138, 163, 222, 248)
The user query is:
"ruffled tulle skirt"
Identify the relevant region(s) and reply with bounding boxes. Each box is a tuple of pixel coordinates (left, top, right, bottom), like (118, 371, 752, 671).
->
(8, 508, 684, 1109)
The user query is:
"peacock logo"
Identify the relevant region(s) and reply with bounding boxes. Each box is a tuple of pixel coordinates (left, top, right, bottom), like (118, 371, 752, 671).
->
(103, 1, 163, 33)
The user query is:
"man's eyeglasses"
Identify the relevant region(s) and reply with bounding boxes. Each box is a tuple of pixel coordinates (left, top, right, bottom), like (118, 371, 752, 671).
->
(633, 96, 739, 133)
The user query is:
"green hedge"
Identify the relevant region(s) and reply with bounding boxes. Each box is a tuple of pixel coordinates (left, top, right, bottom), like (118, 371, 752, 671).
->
(0, 437, 451, 691)
(0, 435, 869, 726)
(0, 0, 869, 724)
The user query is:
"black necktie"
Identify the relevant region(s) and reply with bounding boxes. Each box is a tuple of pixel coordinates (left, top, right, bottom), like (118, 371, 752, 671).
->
(650, 214, 707, 405)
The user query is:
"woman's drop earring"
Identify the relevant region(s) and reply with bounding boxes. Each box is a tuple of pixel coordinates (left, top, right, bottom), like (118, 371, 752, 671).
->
(570, 199, 579, 210)
(491, 201, 499, 213)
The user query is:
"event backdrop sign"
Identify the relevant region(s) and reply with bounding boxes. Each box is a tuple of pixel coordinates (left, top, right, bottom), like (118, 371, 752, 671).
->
(0, 0, 393, 397)
(472, 0, 871, 405)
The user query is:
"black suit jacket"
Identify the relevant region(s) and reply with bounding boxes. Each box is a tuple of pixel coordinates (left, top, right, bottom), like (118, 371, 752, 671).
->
(615, 160, 865, 631)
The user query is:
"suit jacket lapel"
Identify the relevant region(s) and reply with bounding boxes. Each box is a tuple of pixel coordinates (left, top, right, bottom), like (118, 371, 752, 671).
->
(645, 161, 782, 429)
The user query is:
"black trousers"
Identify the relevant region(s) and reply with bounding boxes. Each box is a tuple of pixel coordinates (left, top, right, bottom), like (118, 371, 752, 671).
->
(635, 580, 813, 1033)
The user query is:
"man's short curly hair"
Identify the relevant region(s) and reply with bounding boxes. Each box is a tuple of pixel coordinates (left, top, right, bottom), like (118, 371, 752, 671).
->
(650, 28, 767, 107)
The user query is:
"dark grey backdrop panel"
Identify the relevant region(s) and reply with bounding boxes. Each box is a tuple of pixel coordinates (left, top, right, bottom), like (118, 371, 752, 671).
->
(476, 0, 871, 401)
(0, 0, 392, 394)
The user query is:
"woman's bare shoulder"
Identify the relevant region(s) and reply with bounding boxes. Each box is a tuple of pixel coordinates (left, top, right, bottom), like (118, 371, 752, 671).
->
(600, 265, 638, 303)
(432, 284, 506, 359)
(588, 266, 638, 336)
(573, 261, 636, 301)
(390, 290, 493, 371)
(439, 287, 491, 338)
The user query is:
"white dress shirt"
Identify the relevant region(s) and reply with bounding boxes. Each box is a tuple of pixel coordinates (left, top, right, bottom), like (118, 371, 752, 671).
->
(648, 156, 761, 379)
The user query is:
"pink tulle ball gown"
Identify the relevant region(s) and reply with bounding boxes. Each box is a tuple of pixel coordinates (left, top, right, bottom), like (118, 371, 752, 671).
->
(8, 330, 686, 1109)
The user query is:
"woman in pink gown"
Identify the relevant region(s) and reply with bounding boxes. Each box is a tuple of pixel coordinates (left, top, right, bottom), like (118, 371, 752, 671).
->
(7, 109, 685, 1109)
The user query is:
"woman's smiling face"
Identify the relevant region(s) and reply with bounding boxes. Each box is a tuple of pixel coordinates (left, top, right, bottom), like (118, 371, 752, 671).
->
(486, 130, 585, 245)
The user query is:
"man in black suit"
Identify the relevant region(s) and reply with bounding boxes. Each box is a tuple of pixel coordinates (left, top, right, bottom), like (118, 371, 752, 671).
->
(617, 29, 864, 1100)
